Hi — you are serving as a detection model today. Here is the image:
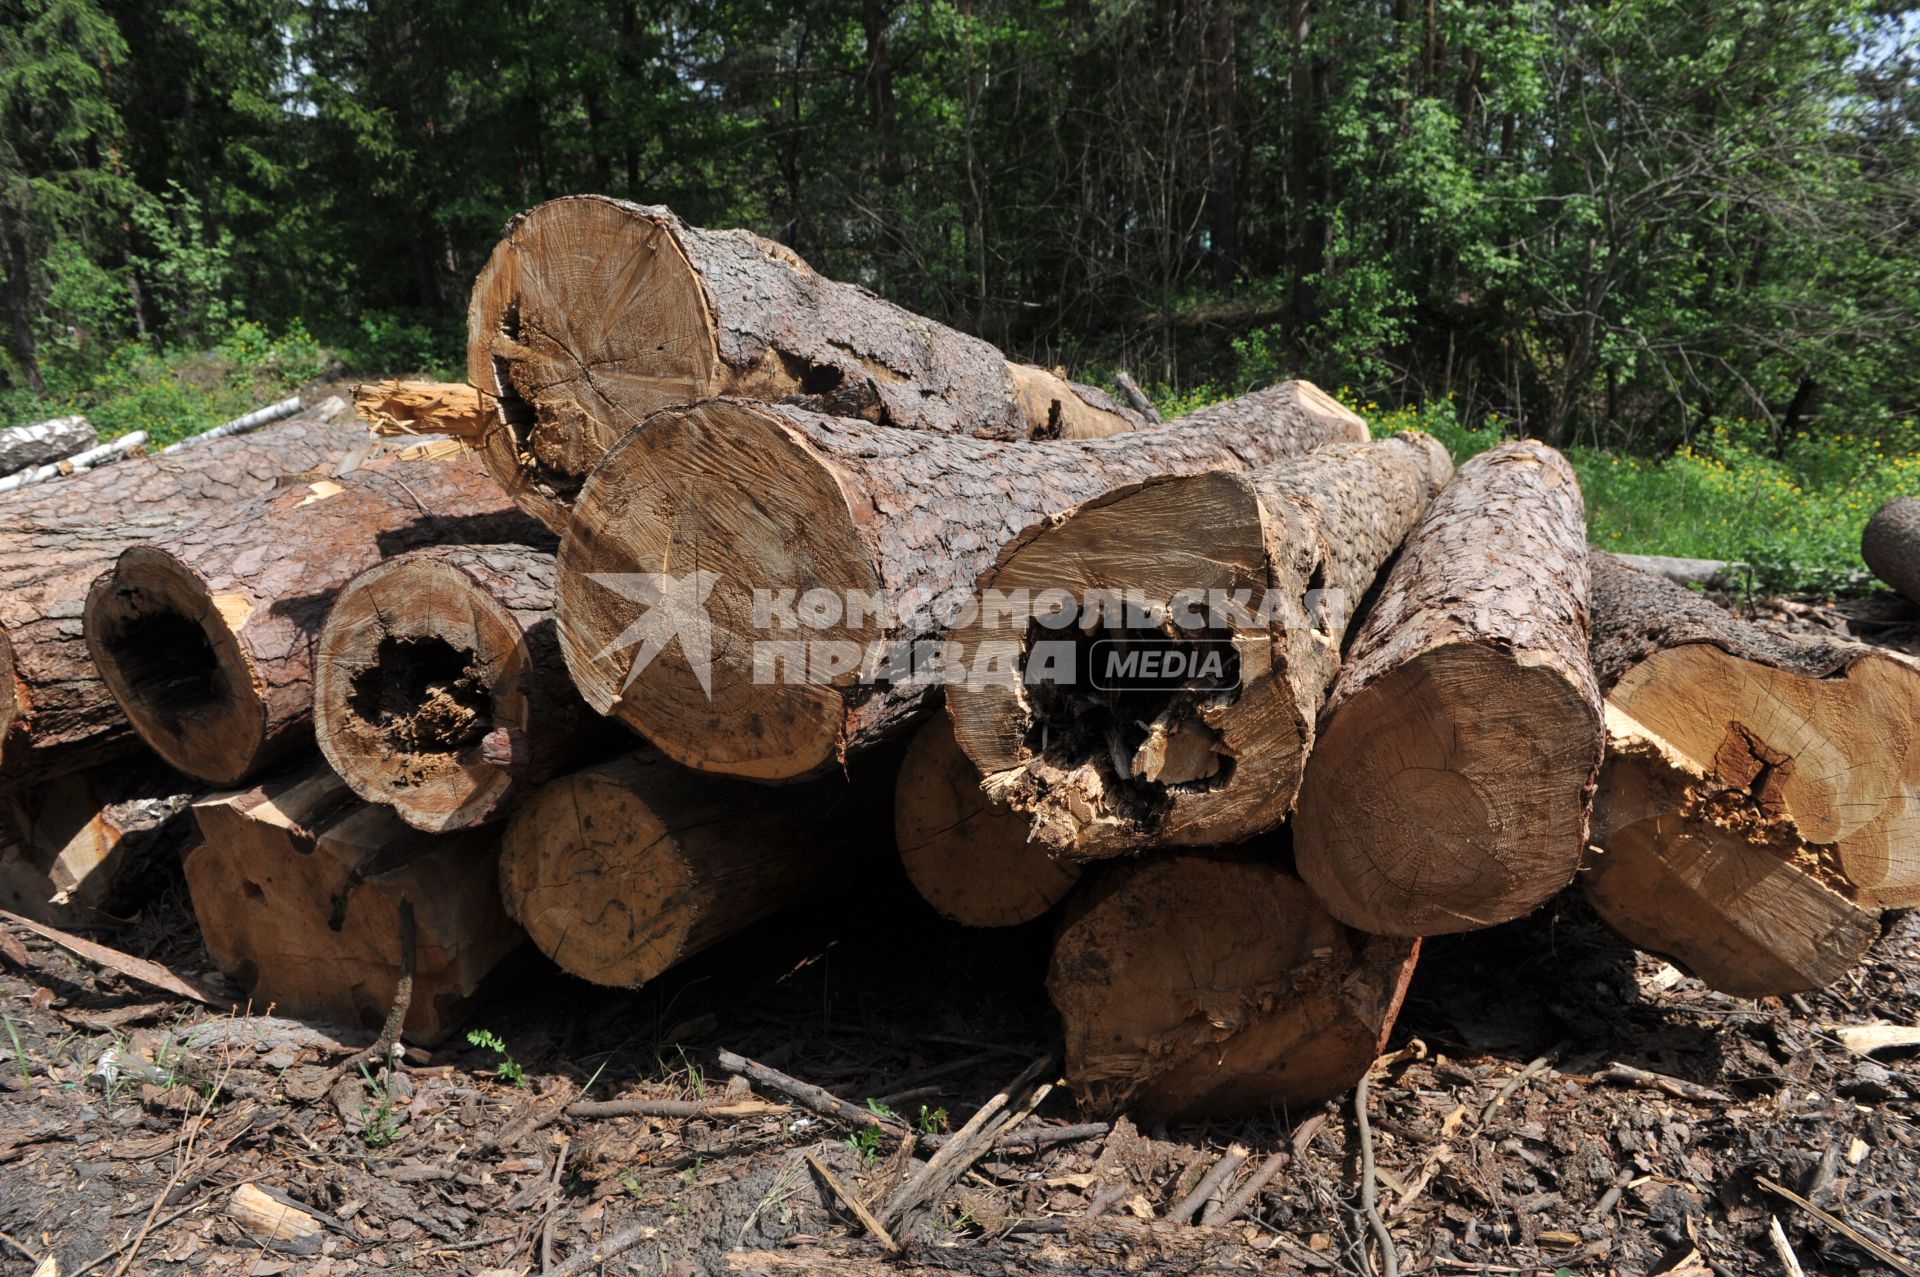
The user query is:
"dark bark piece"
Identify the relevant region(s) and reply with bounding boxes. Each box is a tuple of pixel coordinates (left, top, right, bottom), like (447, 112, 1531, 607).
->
(0, 415, 94, 475)
(557, 381, 1368, 782)
(1861, 495, 1920, 606)
(1048, 853, 1418, 1122)
(468, 196, 1145, 530)
(1294, 442, 1604, 936)
(1582, 552, 1915, 990)
(0, 415, 388, 787)
(946, 433, 1451, 859)
(85, 452, 539, 785)
(186, 760, 522, 1045)
(895, 714, 1080, 927)
(496, 751, 858, 987)
(315, 543, 618, 833)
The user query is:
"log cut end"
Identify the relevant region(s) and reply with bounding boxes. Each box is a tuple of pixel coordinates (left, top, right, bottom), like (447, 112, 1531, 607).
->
(84, 545, 266, 785)
(469, 196, 719, 530)
(949, 471, 1297, 857)
(187, 764, 522, 1044)
(896, 714, 1081, 926)
(1048, 855, 1417, 1121)
(558, 400, 878, 780)
(1862, 495, 1920, 606)
(1296, 640, 1601, 935)
(315, 554, 527, 832)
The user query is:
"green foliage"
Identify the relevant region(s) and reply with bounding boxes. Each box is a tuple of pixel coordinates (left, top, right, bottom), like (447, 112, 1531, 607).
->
(845, 1124, 884, 1168)
(357, 1062, 399, 1148)
(466, 1028, 526, 1087)
(3, 1014, 28, 1084)
(916, 1105, 948, 1136)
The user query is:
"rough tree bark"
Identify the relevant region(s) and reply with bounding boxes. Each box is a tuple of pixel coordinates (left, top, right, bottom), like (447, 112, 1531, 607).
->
(1862, 496, 1920, 606)
(945, 433, 1452, 859)
(556, 381, 1368, 782)
(496, 750, 862, 987)
(467, 195, 1147, 530)
(0, 416, 387, 788)
(895, 714, 1080, 928)
(1293, 442, 1605, 937)
(314, 543, 617, 833)
(186, 760, 522, 1045)
(84, 452, 539, 786)
(0, 415, 94, 476)
(1582, 551, 1917, 993)
(1048, 853, 1418, 1121)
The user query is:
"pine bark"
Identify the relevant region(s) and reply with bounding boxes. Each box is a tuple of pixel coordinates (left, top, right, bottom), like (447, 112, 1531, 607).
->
(1862, 495, 1920, 606)
(497, 750, 861, 987)
(0, 415, 94, 475)
(1294, 442, 1604, 936)
(315, 543, 617, 832)
(946, 432, 1451, 859)
(84, 452, 540, 786)
(1048, 854, 1418, 1121)
(186, 760, 523, 1045)
(467, 196, 1147, 531)
(1583, 551, 1916, 991)
(557, 381, 1369, 782)
(895, 714, 1080, 927)
(0, 415, 388, 788)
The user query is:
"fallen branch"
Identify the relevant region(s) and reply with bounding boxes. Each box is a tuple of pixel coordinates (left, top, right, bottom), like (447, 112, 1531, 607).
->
(880, 1054, 1055, 1230)
(717, 1049, 911, 1139)
(1356, 1066, 1398, 1277)
(1205, 1112, 1330, 1227)
(544, 1221, 658, 1277)
(0, 907, 225, 1003)
(1167, 1145, 1248, 1224)
(566, 1097, 785, 1120)
(160, 396, 303, 452)
(1755, 1175, 1920, 1277)
(0, 432, 148, 493)
(1594, 1063, 1732, 1104)
(804, 1150, 901, 1253)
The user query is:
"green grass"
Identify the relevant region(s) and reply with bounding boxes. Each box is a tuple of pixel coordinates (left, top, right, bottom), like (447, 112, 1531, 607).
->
(1359, 395, 1920, 592)
(0, 310, 463, 447)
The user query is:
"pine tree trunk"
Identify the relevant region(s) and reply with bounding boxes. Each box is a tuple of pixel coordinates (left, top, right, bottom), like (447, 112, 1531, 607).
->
(895, 714, 1080, 927)
(0, 415, 386, 788)
(467, 196, 1148, 531)
(1582, 551, 1916, 993)
(84, 453, 540, 786)
(496, 751, 863, 987)
(186, 760, 523, 1045)
(557, 382, 1368, 783)
(1048, 854, 1418, 1121)
(1294, 442, 1604, 936)
(0, 416, 94, 476)
(315, 543, 618, 833)
(946, 433, 1451, 859)
(1862, 496, 1920, 606)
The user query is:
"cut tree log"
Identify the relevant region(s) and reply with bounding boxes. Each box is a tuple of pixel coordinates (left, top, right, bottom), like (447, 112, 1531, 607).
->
(0, 432, 148, 493)
(895, 714, 1080, 927)
(467, 196, 1146, 530)
(557, 381, 1368, 782)
(0, 415, 393, 788)
(0, 762, 194, 924)
(945, 432, 1452, 859)
(497, 750, 862, 987)
(1582, 551, 1919, 992)
(1048, 853, 1418, 1121)
(1862, 496, 1920, 606)
(1293, 441, 1604, 936)
(84, 451, 539, 786)
(0, 415, 94, 475)
(314, 543, 615, 832)
(186, 760, 522, 1044)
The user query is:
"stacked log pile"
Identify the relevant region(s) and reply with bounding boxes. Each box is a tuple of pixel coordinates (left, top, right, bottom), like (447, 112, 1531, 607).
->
(9, 197, 1916, 1126)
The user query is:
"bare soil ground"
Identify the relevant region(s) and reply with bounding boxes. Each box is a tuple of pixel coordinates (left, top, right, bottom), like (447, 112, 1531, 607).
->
(1, 589, 1918, 1277)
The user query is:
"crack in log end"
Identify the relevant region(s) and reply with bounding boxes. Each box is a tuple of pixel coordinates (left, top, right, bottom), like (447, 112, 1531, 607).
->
(1015, 613, 1241, 836)
(96, 610, 224, 736)
(345, 635, 492, 765)
(490, 298, 592, 503)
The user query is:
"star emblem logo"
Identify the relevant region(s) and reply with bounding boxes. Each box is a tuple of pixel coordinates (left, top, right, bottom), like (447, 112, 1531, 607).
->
(586, 571, 722, 698)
